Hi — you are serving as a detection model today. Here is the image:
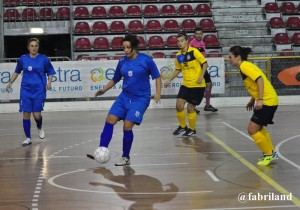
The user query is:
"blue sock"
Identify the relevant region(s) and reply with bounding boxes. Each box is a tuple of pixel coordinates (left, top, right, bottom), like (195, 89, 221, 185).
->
(23, 119, 31, 139)
(99, 122, 114, 147)
(35, 116, 42, 129)
(122, 130, 133, 158)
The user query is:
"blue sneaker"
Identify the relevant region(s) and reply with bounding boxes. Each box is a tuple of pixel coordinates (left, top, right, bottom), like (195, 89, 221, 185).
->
(272, 151, 279, 160)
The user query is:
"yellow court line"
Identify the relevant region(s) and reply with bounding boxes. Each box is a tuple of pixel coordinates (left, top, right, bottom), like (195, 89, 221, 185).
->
(206, 132, 300, 207)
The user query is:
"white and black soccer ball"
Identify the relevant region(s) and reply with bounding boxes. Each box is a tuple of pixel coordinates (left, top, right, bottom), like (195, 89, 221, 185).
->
(94, 147, 111, 163)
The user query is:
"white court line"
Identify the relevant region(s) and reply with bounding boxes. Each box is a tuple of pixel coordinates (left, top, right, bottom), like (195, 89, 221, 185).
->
(275, 135, 300, 170)
(205, 170, 220, 182)
(48, 169, 212, 195)
(187, 204, 297, 210)
(223, 122, 300, 171)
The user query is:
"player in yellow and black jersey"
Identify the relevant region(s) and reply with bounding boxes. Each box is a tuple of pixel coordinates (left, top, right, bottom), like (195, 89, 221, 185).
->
(228, 45, 279, 166)
(164, 31, 208, 137)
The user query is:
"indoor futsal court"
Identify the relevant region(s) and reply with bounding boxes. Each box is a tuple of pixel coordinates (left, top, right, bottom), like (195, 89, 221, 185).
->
(0, 105, 300, 210)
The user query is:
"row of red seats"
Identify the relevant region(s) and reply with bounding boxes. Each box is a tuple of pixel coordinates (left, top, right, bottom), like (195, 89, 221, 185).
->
(74, 34, 221, 51)
(265, 2, 300, 14)
(274, 32, 300, 45)
(3, 4, 212, 21)
(4, 0, 194, 6)
(74, 19, 216, 34)
(269, 16, 300, 29)
(4, 7, 70, 20)
(71, 4, 212, 18)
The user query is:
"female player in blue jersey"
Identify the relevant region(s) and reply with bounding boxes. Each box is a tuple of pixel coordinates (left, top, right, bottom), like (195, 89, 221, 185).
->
(93, 33, 161, 166)
(6, 38, 56, 146)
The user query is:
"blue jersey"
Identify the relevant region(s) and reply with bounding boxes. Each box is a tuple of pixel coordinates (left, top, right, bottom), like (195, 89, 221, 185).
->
(112, 53, 160, 99)
(15, 54, 56, 99)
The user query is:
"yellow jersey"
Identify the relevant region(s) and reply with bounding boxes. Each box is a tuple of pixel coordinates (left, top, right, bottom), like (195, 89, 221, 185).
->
(175, 46, 207, 88)
(240, 61, 278, 106)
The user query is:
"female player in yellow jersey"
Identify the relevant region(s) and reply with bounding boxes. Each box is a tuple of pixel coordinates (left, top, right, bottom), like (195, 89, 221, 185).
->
(164, 31, 208, 137)
(228, 46, 278, 166)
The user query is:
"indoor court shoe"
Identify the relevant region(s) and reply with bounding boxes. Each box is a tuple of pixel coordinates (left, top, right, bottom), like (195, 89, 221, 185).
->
(182, 128, 196, 137)
(195, 109, 200, 114)
(204, 105, 218, 112)
(272, 151, 279, 160)
(257, 155, 273, 166)
(115, 157, 130, 166)
(173, 125, 188, 135)
(22, 138, 32, 146)
(38, 127, 45, 139)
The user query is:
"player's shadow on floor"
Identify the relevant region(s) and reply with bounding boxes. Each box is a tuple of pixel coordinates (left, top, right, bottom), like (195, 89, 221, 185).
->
(90, 166, 179, 210)
(179, 136, 225, 161)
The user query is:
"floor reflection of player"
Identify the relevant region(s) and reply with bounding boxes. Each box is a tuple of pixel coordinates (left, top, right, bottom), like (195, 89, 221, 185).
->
(90, 167, 178, 210)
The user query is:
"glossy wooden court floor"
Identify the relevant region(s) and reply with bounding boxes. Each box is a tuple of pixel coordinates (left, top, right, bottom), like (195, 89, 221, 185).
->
(0, 106, 300, 210)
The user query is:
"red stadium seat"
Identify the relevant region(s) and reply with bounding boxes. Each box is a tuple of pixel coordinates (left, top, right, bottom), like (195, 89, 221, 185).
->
(152, 52, 166, 58)
(164, 19, 180, 31)
(74, 21, 90, 34)
(178, 4, 194, 16)
(281, 2, 298, 14)
(166, 35, 178, 48)
(206, 51, 223, 57)
(264, 2, 280, 13)
(74, 38, 91, 50)
(110, 21, 126, 33)
(111, 37, 124, 49)
(128, 20, 144, 33)
(95, 56, 111, 60)
(274, 33, 291, 44)
(4, 9, 20, 21)
(181, 19, 196, 31)
(90, 0, 106, 3)
(109, 6, 125, 17)
(113, 53, 125, 60)
(148, 36, 165, 49)
(39, 8, 54, 19)
(269, 17, 286, 28)
(74, 6, 90, 19)
(203, 34, 221, 47)
(76, 54, 90, 61)
(137, 36, 146, 49)
(286, 17, 300, 29)
(57, 0, 70, 5)
(127, 5, 142, 16)
(91, 6, 107, 18)
(292, 33, 300, 45)
(195, 4, 212, 16)
(144, 5, 159, 16)
(21, 8, 38, 20)
(57, 7, 70, 19)
(4, 0, 21, 6)
(199, 18, 216, 31)
(161, 4, 177, 16)
(92, 21, 108, 33)
(146, 20, 162, 31)
(93, 37, 110, 50)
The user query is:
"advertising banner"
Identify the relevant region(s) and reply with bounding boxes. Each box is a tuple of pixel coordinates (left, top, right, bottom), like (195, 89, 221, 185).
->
(0, 58, 225, 101)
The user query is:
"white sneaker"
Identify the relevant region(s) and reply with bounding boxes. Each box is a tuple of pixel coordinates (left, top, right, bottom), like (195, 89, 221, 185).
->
(115, 157, 130, 166)
(22, 138, 32, 146)
(38, 127, 45, 139)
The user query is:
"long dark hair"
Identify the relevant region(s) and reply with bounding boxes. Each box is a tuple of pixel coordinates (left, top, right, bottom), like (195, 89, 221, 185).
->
(122, 33, 139, 51)
(229, 45, 252, 61)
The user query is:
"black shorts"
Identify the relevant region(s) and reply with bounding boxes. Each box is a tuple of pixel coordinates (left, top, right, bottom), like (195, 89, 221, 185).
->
(177, 85, 205, 106)
(251, 105, 278, 126)
(204, 71, 211, 83)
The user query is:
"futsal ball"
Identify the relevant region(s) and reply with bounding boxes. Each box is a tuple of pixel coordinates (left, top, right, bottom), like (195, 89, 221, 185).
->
(94, 147, 111, 163)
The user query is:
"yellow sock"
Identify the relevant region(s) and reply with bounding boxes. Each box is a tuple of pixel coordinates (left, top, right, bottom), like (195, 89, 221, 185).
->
(176, 110, 186, 128)
(251, 131, 273, 155)
(188, 112, 197, 130)
(261, 128, 274, 152)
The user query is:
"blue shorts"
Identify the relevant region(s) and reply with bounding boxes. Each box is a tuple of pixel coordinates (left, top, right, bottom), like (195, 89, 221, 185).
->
(19, 97, 45, 112)
(109, 94, 149, 125)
